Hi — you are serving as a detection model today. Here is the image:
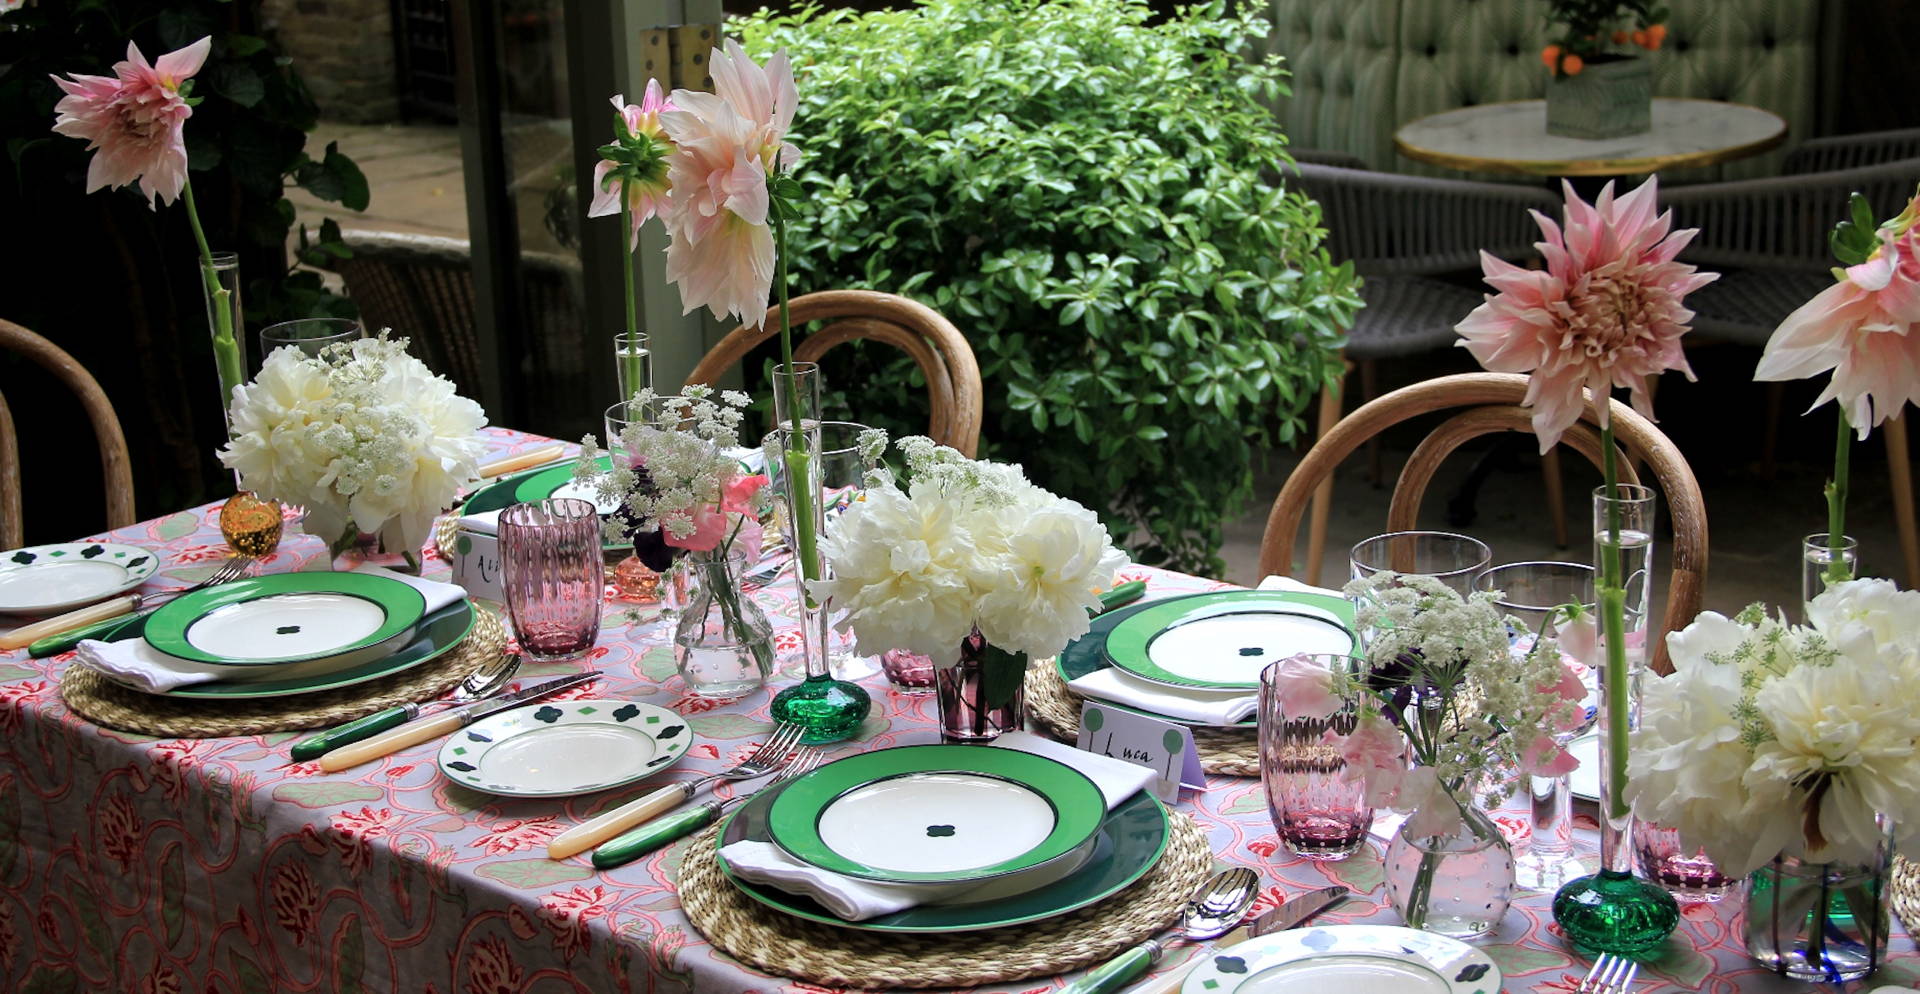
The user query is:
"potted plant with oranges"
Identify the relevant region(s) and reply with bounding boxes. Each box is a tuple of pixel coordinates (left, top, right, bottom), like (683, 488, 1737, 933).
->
(1540, 0, 1669, 139)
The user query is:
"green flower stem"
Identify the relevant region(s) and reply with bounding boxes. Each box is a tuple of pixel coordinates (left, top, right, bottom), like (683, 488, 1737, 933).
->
(617, 177, 645, 399)
(1599, 421, 1629, 822)
(1827, 410, 1853, 585)
(182, 178, 242, 413)
(771, 205, 823, 624)
(712, 522, 770, 668)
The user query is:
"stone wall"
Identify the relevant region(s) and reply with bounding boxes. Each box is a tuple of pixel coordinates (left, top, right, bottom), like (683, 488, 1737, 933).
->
(261, 0, 399, 124)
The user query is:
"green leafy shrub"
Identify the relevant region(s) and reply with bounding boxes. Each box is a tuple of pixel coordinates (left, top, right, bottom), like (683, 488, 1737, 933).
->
(740, 0, 1363, 574)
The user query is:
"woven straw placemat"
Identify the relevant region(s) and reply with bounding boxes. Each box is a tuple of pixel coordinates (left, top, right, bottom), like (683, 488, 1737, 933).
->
(678, 808, 1213, 989)
(1026, 665, 1258, 777)
(59, 607, 508, 739)
(1892, 853, 1919, 930)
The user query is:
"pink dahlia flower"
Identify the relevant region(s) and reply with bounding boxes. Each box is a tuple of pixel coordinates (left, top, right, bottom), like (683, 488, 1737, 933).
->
(658, 41, 800, 329)
(1754, 195, 1920, 437)
(50, 37, 211, 208)
(587, 81, 676, 249)
(1456, 177, 1718, 452)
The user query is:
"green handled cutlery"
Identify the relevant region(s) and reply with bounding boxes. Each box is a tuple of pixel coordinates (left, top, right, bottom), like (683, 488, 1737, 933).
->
(288, 649, 521, 761)
(591, 746, 824, 869)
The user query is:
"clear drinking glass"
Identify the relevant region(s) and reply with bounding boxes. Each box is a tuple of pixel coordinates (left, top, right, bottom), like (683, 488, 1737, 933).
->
(1476, 561, 1595, 634)
(1258, 654, 1374, 861)
(499, 498, 604, 661)
(1802, 532, 1859, 609)
(614, 330, 651, 403)
(767, 420, 880, 680)
(260, 317, 362, 361)
(1350, 531, 1492, 595)
(1635, 822, 1735, 903)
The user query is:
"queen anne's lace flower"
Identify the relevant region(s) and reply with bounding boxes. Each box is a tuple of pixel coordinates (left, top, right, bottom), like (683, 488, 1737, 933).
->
(219, 336, 487, 558)
(574, 387, 762, 557)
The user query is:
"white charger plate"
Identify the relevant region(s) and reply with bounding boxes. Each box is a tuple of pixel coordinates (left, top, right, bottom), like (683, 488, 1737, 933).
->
(0, 542, 159, 614)
(438, 698, 692, 797)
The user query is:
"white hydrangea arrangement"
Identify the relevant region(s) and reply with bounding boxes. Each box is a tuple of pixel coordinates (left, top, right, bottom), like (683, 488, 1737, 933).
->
(219, 336, 487, 567)
(575, 387, 766, 558)
(1627, 578, 1920, 877)
(1324, 573, 1589, 840)
(810, 435, 1128, 666)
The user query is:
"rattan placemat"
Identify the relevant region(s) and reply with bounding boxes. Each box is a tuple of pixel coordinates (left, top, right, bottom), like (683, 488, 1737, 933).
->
(678, 808, 1213, 989)
(59, 607, 508, 739)
(1026, 665, 1258, 776)
(1892, 853, 1918, 931)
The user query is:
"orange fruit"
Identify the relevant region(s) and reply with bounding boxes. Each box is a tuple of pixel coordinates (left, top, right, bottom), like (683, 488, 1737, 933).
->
(1613, 30, 1630, 44)
(1541, 44, 1562, 68)
(1631, 29, 1649, 46)
(1562, 53, 1585, 75)
(1645, 23, 1668, 49)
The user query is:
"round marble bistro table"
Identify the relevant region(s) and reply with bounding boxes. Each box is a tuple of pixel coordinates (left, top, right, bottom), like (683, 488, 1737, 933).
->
(1394, 98, 1787, 177)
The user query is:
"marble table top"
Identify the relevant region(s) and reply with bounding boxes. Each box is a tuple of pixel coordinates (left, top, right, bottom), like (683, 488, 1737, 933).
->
(1395, 98, 1787, 177)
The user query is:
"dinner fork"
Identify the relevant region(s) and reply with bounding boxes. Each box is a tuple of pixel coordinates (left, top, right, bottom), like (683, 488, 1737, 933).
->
(546, 721, 807, 859)
(591, 745, 826, 868)
(1579, 954, 1639, 993)
(11, 554, 255, 654)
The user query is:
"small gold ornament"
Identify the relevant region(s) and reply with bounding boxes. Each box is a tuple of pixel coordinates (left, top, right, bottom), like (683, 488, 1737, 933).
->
(219, 491, 285, 556)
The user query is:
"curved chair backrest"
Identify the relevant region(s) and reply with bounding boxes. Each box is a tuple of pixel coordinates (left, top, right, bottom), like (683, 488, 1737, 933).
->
(0, 319, 135, 549)
(1258, 372, 1706, 674)
(684, 290, 984, 457)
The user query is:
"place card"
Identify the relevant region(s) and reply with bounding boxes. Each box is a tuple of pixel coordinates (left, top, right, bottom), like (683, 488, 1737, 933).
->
(448, 529, 505, 603)
(1074, 702, 1206, 802)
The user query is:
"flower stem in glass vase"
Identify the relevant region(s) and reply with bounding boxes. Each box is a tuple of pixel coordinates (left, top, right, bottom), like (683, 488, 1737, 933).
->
(1825, 410, 1853, 586)
(614, 331, 651, 405)
(1552, 430, 1677, 954)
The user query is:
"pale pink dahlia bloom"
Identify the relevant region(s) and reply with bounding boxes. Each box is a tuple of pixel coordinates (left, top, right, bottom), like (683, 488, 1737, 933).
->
(587, 80, 676, 249)
(658, 41, 800, 329)
(50, 36, 211, 208)
(1754, 195, 1920, 438)
(1456, 177, 1718, 452)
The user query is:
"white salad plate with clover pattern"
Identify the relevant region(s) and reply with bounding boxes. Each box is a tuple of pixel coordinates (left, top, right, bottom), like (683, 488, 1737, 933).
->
(1103, 591, 1358, 691)
(437, 698, 692, 797)
(0, 542, 160, 614)
(1180, 926, 1501, 994)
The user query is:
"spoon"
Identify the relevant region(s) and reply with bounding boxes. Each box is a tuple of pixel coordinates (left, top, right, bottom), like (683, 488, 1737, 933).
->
(289, 650, 523, 762)
(1060, 867, 1260, 994)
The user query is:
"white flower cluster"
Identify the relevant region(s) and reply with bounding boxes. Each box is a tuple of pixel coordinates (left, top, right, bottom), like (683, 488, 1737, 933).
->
(219, 336, 487, 557)
(811, 436, 1128, 665)
(576, 386, 751, 545)
(1628, 578, 1920, 876)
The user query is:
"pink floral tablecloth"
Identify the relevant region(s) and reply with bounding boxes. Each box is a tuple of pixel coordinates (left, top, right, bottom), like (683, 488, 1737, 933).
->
(1, 428, 1912, 993)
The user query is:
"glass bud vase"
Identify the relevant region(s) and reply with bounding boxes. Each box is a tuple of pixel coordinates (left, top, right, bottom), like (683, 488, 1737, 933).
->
(674, 553, 775, 700)
(936, 628, 1026, 743)
(614, 330, 651, 404)
(201, 250, 286, 557)
(1801, 532, 1859, 609)
(1744, 832, 1892, 983)
(1384, 806, 1515, 939)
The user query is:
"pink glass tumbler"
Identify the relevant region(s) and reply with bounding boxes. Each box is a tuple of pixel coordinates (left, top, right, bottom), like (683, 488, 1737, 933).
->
(1259, 654, 1375, 860)
(500, 498, 604, 661)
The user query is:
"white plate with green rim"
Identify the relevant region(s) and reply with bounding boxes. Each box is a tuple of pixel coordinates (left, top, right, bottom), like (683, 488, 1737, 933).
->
(0, 542, 159, 614)
(165, 598, 475, 700)
(437, 698, 692, 797)
(1179, 925, 1501, 994)
(766, 744, 1108, 885)
(1104, 591, 1357, 691)
(143, 572, 427, 678)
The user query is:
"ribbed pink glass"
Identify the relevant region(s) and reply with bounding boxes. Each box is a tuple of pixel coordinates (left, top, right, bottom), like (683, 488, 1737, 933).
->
(500, 498, 604, 661)
(1259, 654, 1374, 860)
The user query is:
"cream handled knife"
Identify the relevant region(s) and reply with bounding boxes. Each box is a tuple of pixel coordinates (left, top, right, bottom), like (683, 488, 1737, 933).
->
(318, 672, 599, 772)
(1126, 885, 1350, 994)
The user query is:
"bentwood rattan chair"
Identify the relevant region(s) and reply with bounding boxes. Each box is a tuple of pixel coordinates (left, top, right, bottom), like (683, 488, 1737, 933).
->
(0, 319, 135, 549)
(1260, 372, 1707, 674)
(684, 290, 984, 457)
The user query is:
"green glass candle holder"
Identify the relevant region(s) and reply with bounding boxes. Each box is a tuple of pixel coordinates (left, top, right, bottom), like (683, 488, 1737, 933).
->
(771, 673, 871, 745)
(1553, 868, 1680, 955)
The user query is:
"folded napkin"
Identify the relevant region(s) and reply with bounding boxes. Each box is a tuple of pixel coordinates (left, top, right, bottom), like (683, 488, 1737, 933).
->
(77, 567, 465, 694)
(717, 731, 1153, 920)
(457, 508, 503, 537)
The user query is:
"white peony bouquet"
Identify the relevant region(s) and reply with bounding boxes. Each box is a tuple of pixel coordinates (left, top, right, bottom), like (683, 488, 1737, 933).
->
(811, 436, 1128, 666)
(218, 335, 487, 567)
(1627, 578, 1920, 877)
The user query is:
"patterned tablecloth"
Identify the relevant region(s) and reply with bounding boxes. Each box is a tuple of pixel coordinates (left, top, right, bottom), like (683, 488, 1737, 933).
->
(1, 427, 1912, 994)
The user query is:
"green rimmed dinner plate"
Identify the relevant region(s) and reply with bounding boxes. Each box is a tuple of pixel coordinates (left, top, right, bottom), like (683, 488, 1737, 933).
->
(1179, 926, 1500, 994)
(1104, 590, 1357, 691)
(437, 698, 691, 797)
(461, 456, 631, 551)
(767, 744, 1107, 885)
(0, 542, 160, 614)
(719, 783, 1170, 933)
(144, 572, 427, 669)
(166, 598, 476, 699)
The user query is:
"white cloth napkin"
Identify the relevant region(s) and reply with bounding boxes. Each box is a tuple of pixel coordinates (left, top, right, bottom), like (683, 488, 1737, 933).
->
(1064, 577, 1346, 724)
(457, 508, 503, 537)
(717, 731, 1154, 920)
(77, 566, 466, 693)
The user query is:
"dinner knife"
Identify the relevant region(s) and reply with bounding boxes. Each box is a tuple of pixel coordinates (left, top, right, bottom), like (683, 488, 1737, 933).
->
(477, 444, 568, 479)
(317, 671, 599, 772)
(1126, 886, 1350, 994)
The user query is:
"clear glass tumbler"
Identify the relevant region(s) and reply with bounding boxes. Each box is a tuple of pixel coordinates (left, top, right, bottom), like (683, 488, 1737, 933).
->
(499, 498, 604, 661)
(260, 317, 362, 361)
(1350, 531, 1492, 596)
(1258, 654, 1374, 861)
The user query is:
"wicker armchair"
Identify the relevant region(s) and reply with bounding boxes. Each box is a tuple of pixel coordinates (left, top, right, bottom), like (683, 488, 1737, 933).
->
(1281, 159, 1562, 582)
(1, 319, 134, 549)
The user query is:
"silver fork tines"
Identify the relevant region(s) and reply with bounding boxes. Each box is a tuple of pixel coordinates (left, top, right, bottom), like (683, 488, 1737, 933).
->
(1579, 954, 1639, 993)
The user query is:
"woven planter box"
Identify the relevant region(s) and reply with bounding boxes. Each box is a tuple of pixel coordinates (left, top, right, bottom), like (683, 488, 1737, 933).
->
(1546, 55, 1652, 139)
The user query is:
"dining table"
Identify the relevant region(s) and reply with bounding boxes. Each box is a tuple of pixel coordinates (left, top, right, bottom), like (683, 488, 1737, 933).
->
(1, 425, 1913, 994)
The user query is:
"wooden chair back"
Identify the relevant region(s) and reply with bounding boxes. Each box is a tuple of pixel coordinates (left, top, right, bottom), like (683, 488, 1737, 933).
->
(683, 290, 983, 457)
(1258, 372, 1707, 674)
(0, 319, 135, 549)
